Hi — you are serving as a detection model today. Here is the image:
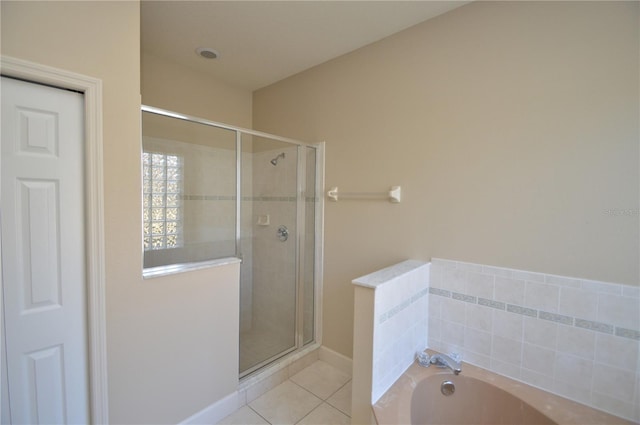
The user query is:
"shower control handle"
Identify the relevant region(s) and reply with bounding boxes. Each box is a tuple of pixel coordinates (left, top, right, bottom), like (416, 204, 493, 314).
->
(277, 225, 289, 242)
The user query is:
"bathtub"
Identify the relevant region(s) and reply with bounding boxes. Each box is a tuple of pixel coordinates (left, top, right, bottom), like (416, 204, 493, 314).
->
(373, 350, 635, 425)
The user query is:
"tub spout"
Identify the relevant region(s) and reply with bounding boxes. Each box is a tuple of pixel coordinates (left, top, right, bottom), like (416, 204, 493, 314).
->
(430, 353, 462, 375)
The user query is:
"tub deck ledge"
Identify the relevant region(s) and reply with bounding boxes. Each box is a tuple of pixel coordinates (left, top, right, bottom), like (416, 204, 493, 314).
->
(373, 350, 636, 425)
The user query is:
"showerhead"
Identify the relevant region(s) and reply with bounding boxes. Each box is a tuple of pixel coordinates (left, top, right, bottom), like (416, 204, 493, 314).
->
(270, 152, 285, 166)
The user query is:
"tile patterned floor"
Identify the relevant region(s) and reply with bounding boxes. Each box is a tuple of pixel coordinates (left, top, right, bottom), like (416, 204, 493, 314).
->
(218, 361, 352, 425)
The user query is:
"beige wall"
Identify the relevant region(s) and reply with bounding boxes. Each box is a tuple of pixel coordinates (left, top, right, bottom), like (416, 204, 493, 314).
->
(1, 2, 240, 423)
(253, 1, 640, 358)
(142, 50, 252, 128)
(3, 0, 638, 416)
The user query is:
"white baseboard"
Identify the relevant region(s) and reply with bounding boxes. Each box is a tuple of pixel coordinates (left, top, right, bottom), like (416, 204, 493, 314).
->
(179, 391, 241, 425)
(319, 345, 353, 376)
(180, 346, 348, 424)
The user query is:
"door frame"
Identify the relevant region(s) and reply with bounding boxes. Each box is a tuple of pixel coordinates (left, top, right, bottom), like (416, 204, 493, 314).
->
(0, 56, 108, 424)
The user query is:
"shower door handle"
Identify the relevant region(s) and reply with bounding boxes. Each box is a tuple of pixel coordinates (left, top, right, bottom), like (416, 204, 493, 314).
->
(277, 225, 289, 242)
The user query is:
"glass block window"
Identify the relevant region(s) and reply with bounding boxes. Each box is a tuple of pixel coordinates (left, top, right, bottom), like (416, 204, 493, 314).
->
(143, 152, 183, 250)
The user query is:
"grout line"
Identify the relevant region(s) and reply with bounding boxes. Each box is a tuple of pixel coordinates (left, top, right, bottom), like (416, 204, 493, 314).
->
(243, 359, 349, 425)
(293, 401, 351, 425)
(326, 400, 352, 420)
(325, 386, 352, 418)
(293, 402, 321, 425)
(323, 378, 351, 403)
(288, 377, 325, 401)
(247, 404, 272, 425)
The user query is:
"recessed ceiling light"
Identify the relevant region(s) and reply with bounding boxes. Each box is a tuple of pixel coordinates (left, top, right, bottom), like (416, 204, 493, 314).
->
(195, 47, 220, 59)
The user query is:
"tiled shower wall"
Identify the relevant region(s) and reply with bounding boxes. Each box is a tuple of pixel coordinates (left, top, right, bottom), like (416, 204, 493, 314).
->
(142, 136, 240, 268)
(428, 258, 640, 422)
(249, 145, 318, 343)
(251, 146, 299, 339)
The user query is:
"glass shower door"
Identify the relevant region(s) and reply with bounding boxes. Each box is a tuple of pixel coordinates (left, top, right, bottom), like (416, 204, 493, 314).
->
(140, 105, 319, 378)
(239, 135, 299, 375)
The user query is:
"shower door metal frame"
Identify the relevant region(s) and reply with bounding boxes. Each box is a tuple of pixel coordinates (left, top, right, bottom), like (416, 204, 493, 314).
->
(295, 145, 307, 351)
(140, 105, 324, 379)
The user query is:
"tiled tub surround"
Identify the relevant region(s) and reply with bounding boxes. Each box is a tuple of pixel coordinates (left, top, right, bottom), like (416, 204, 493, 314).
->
(428, 258, 640, 422)
(352, 260, 430, 425)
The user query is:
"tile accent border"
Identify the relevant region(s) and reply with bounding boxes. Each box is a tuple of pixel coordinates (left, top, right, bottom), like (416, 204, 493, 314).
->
(429, 284, 638, 340)
(428, 258, 640, 423)
(379, 287, 428, 324)
(183, 195, 299, 201)
(432, 287, 635, 337)
(616, 327, 640, 340)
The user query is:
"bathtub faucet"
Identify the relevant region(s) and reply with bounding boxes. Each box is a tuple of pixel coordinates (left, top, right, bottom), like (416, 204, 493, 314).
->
(430, 353, 462, 375)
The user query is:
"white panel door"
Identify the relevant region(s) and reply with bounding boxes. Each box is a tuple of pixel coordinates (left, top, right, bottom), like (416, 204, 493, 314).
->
(1, 77, 89, 424)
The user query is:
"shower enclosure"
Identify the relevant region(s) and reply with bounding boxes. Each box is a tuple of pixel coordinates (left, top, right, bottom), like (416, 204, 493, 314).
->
(141, 106, 323, 377)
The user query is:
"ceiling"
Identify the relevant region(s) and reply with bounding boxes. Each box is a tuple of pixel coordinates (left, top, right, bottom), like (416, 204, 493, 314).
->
(141, 1, 469, 91)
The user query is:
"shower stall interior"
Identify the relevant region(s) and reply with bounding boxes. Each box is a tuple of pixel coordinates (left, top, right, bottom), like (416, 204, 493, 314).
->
(141, 106, 322, 377)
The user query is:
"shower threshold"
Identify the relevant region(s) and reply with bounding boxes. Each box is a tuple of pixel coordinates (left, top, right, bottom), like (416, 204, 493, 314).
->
(239, 341, 320, 384)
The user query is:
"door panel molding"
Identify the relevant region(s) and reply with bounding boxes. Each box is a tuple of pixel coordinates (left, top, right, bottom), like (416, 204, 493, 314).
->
(1, 56, 108, 425)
